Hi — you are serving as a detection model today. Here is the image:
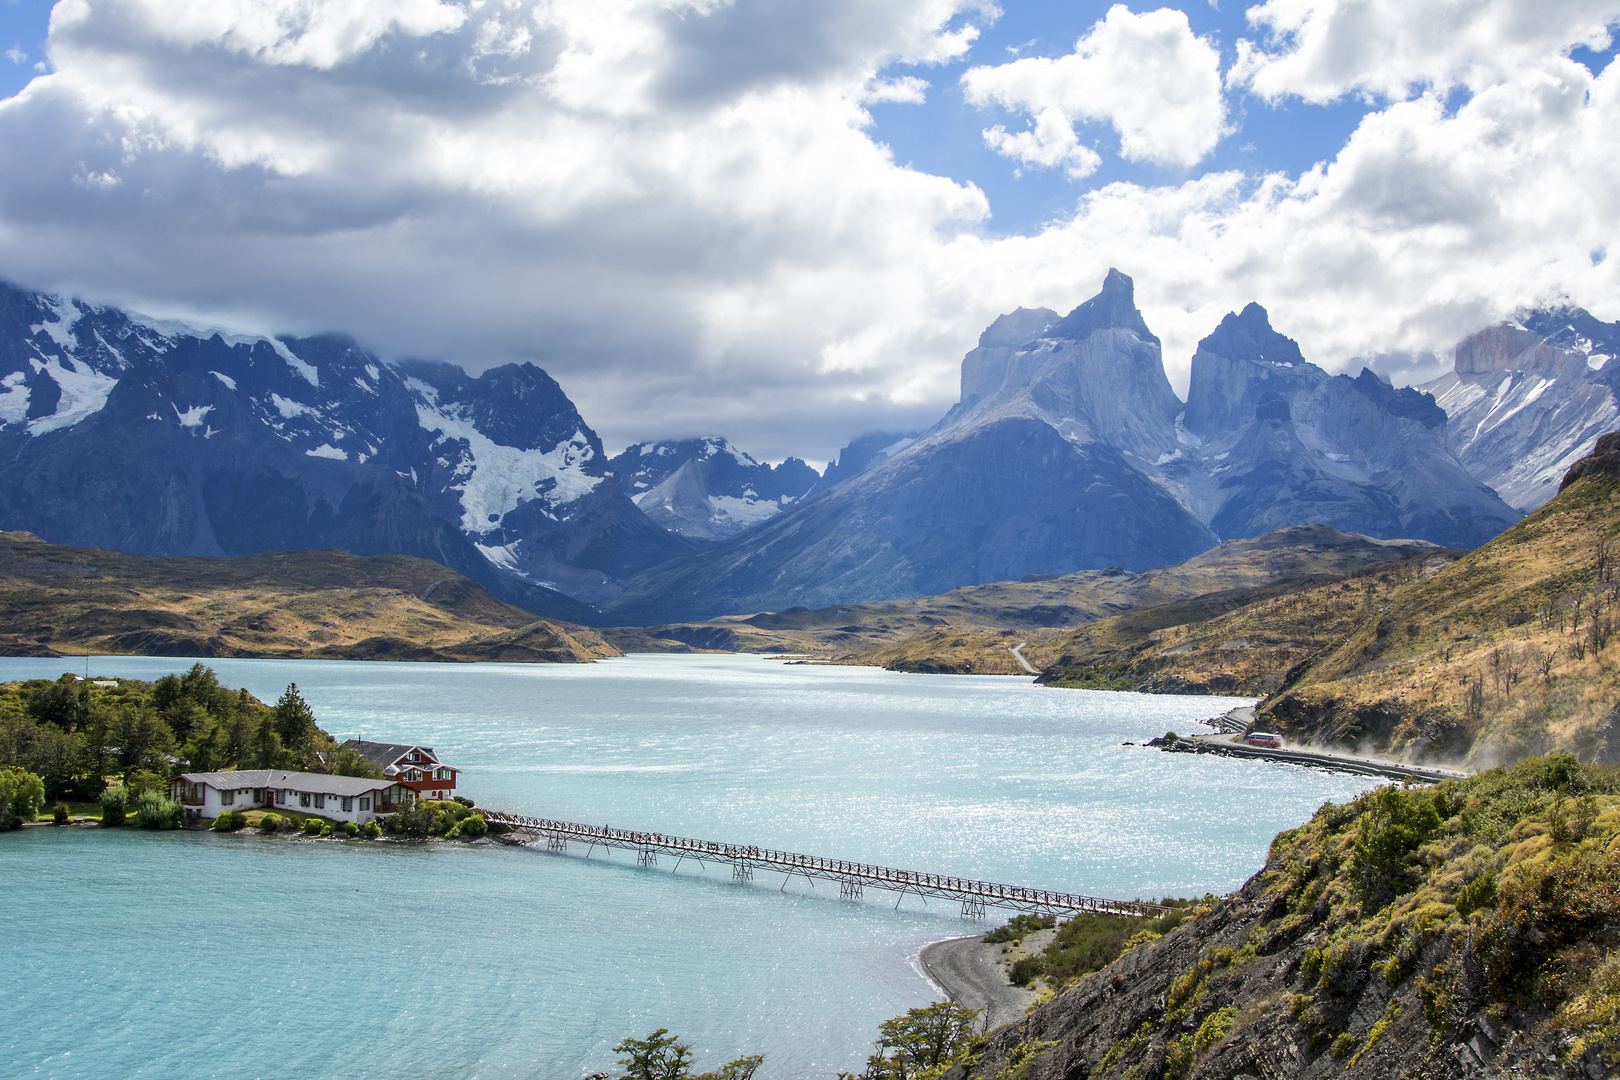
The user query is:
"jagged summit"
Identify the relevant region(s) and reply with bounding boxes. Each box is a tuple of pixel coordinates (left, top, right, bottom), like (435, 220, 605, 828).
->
(1196, 302, 1306, 367)
(1048, 267, 1158, 344)
(607, 437, 818, 542)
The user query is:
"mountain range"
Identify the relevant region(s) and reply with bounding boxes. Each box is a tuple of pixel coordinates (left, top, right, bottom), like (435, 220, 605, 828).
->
(0, 273, 1613, 626)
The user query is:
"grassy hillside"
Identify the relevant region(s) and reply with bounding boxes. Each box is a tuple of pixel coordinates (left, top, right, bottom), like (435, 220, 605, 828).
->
(1025, 459, 1620, 767)
(942, 754, 1620, 1080)
(619, 527, 1440, 671)
(0, 532, 619, 663)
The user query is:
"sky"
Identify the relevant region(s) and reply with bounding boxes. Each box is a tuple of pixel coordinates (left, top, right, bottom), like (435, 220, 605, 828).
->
(0, 1, 1616, 464)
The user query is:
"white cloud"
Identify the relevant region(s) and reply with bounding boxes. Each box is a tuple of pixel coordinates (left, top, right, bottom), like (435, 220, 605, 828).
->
(962, 5, 1227, 171)
(0, 0, 1612, 467)
(4, 47, 25, 65)
(1231, 0, 1620, 103)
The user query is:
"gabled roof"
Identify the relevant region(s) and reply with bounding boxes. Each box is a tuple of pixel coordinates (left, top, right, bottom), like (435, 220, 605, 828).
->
(174, 769, 397, 797)
(340, 739, 441, 773)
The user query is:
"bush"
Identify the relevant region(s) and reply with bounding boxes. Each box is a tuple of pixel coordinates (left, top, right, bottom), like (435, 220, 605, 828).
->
(362, 819, 382, 839)
(52, 802, 70, 826)
(133, 788, 185, 829)
(302, 816, 325, 836)
(0, 766, 46, 829)
(459, 813, 487, 839)
(100, 784, 129, 827)
(213, 810, 247, 832)
(453, 796, 475, 808)
(258, 813, 281, 834)
(344, 821, 359, 837)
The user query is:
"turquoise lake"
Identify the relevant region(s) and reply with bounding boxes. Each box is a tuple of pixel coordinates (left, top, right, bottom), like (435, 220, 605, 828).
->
(2, 654, 1381, 1078)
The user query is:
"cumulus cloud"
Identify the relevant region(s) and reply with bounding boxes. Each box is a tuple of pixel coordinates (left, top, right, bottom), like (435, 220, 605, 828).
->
(962, 5, 1226, 172)
(1231, 0, 1620, 102)
(0, 0, 1613, 465)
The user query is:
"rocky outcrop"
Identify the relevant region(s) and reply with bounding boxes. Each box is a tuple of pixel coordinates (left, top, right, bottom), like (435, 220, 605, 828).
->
(1423, 307, 1620, 510)
(1160, 304, 1518, 547)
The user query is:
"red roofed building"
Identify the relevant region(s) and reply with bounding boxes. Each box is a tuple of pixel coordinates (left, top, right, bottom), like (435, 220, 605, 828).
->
(341, 739, 459, 801)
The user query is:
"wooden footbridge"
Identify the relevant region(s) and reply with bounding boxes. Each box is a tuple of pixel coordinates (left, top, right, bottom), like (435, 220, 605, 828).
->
(480, 810, 1172, 920)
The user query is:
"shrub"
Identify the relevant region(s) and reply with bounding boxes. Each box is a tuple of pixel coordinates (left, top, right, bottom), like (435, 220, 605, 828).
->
(302, 816, 325, 836)
(213, 810, 247, 831)
(52, 802, 70, 826)
(258, 813, 281, 834)
(1009, 957, 1043, 986)
(343, 821, 360, 837)
(100, 784, 129, 827)
(362, 819, 382, 839)
(453, 796, 475, 808)
(133, 788, 185, 829)
(459, 813, 487, 839)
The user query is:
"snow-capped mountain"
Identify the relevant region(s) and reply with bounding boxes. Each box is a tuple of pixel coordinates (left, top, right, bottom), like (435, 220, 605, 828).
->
(1420, 308, 1620, 511)
(0, 280, 687, 613)
(607, 438, 820, 541)
(605, 271, 1518, 623)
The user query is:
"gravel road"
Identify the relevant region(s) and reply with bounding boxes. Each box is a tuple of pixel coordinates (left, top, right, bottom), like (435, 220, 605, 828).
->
(919, 935, 1034, 1031)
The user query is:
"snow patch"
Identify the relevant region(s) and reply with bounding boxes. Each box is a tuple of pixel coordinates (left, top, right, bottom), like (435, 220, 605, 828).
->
(354, 376, 375, 394)
(305, 444, 347, 460)
(416, 404, 604, 532)
(1173, 412, 1202, 447)
(210, 371, 237, 391)
(27, 359, 118, 435)
(403, 377, 439, 405)
(29, 296, 81, 352)
(1153, 449, 1183, 465)
(709, 494, 784, 529)
(1590, 353, 1611, 371)
(173, 403, 213, 428)
(271, 393, 310, 419)
(364, 364, 381, 382)
(0, 371, 29, 425)
(475, 541, 532, 579)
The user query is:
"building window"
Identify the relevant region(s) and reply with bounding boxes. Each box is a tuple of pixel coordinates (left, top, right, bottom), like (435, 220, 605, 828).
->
(342, 797, 353, 812)
(299, 793, 311, 808)
(275, 790, 286, 805)
(435, 768, 448, 780)
(221, 790, 234, 806)
(313, 794, 325, 809)
(359, 797, 369, 811)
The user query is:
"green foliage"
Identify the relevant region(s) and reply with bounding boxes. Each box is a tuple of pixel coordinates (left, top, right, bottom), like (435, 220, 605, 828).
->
(257, 812, 281, 834)
(453, 795, 475, 808)
(983, 913, 1055, 944)
(272, 683, 316, 753)
(385, 798, 476, 837)
(1348, 786, 1442, 908)
(326, 746, 385, 779)
(343, 821, 360, 837)
(99, 783, 127, 826)
(213, 810, 247, 831)
(0, 765, 45, 828)
(614, 1029, 692, 1080)
(453, 813, 488, 839)
(1007, 957, 1043, 987)
(302, 816, 325, 836)
(996, 1039, 1058, 1080)
(362, 819, 382, 839)
(52, 801, 69, 825)
(1455, 870, 1498, 917)
(132, 788, 184, 829)
(861, 1001, 980, 1080)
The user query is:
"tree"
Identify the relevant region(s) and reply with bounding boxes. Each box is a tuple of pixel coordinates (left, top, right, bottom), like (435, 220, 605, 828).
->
(327, 746, 385, 779)
(859, 1002, 980, 1080)
(615, 1030, 693, 1080)
(0, 765, 45, 829)
(272, 684, 316, 752)
(610, 1030, 762, 1080)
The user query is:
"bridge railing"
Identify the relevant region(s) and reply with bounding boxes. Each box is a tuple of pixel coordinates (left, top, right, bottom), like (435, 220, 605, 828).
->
(480, 810, 1171, 918)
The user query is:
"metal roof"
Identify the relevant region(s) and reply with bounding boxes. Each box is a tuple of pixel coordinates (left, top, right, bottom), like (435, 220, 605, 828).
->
(174, 770, 396, 797)
(339, 739, 440, 772)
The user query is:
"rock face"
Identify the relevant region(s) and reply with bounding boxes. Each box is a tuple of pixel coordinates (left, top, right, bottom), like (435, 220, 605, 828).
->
(604, 271, 1220, 622)
(805, 430, 921, 497)
(607, 438, 820, 541)
(1159, 304, 1519, 547)
(606, 272, 1517, 623)
(0, 281, 685, 614)
(1421, 307, 1620, 510)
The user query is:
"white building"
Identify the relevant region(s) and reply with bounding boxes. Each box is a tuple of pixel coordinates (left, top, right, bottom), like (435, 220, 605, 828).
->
(169, 769, 412, 824)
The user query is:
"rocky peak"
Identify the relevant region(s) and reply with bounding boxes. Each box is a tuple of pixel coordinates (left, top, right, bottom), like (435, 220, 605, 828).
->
(1454, 323, 1589, 379)
(976, 307, 1057, 350)
(1048, 268, 1157, 344)
(1199, 302, 1307, 367)
(1183, 303, 1314, 438)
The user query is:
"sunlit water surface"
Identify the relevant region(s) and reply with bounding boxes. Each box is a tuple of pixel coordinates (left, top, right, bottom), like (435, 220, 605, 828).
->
(2, 654, 1380, 1078)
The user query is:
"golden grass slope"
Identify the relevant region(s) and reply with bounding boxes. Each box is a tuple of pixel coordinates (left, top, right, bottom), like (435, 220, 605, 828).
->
(0, 532, 619, 663)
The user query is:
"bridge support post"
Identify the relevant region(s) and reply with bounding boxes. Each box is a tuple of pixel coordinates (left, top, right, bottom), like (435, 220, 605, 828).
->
(840, 881, 862, 901)
(960, 899, 987, 919)
(639, 849, 657, 867)
(734, 863, 753, 882)
(546, 834, 567, 851)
